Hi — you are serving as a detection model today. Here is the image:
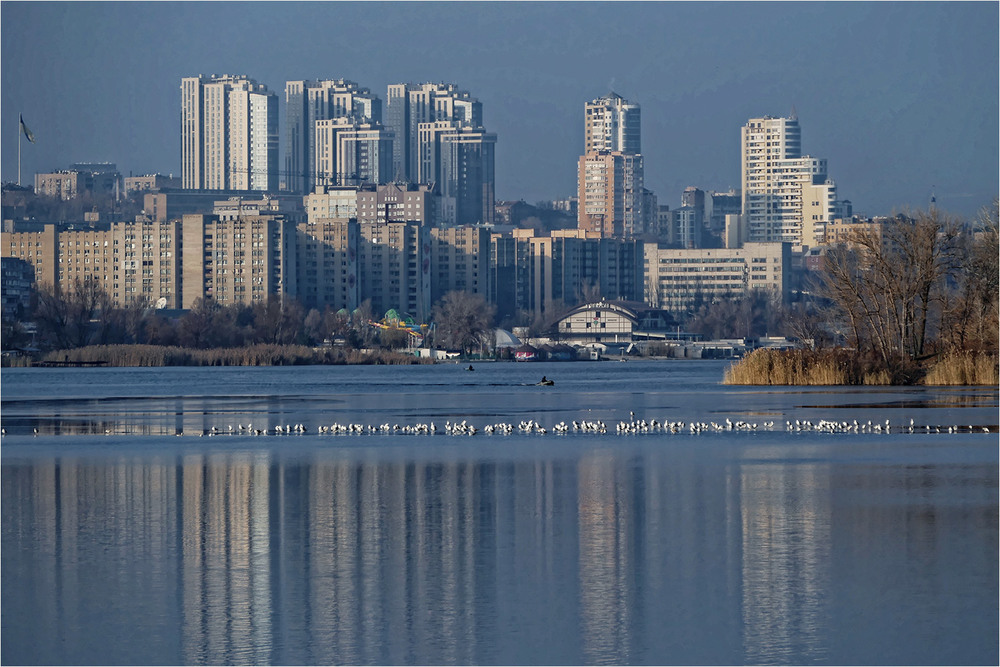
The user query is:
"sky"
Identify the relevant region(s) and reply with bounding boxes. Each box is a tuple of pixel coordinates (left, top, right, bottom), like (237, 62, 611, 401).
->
(2, 1, 997, 218)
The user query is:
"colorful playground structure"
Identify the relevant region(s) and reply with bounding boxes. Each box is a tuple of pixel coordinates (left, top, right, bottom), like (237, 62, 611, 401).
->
(370, 309, 429, 346)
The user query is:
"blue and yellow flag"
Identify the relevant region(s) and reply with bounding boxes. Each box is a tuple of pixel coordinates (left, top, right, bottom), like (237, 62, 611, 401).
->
(19, 114, 34, 143)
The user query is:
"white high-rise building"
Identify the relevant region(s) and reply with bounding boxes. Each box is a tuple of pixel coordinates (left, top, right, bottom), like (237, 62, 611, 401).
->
(181, 75, 278, 191)
(314, 118, 394, 188)
(741, 115, 843, 247)
(285, 79, 382, 193)
(385, 83, 482, 183)
(585, 92, 641, 155)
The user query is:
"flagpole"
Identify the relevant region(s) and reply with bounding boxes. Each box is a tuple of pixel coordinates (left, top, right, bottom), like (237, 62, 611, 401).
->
(18, 115, 22, 186)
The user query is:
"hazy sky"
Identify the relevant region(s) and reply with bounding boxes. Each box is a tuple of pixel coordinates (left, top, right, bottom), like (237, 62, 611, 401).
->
(2, 1, 997, 217)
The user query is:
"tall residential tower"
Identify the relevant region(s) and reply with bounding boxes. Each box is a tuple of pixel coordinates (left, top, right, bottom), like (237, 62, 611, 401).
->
(740, 115, 847, 247)
(585, 92, 641, 154)
(578, 93, 645, 238)
(285, 79, 382, 193)
(384, 83, 482, 183)
(181, 75, 278, 191)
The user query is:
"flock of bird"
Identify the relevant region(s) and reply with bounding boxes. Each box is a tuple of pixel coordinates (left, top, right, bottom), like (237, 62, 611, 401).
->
(182, 414, 990, 438)
(3, 416, 990, 438)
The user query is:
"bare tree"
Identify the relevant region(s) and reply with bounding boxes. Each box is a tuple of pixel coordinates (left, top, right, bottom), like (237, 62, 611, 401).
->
(821, 210, 963, 365)
(351, 299, 377, 347)
(941, 200, 999, 353)
(431, 291, 496, 355)
(252, 297, 303, 345)
(32, 277, 110, 348)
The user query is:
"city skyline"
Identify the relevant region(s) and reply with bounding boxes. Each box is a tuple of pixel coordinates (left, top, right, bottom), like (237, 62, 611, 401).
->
(2, 2, 997, 218)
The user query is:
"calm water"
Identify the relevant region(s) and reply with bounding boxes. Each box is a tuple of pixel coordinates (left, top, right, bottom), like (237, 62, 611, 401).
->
(2, 361, 997, 665)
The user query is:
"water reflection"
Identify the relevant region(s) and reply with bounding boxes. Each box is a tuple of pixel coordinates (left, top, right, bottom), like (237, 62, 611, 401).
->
(2, 444, 996, 665)
(739, 462, 831, 664)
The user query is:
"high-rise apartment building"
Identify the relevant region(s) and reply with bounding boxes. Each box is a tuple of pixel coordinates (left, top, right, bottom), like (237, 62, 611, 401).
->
(180, 214, 296, 308)
(181, 75, 278, 192)
(421, 123, 496, 226)
(285, 79, 382, 193)
(577, 151, 644, 238)
(3, 220, 183, 307)
(578, 94, 645, 238)
(314, 118, 394, 187)
(741, 115, 845, 248)
(385, 83, 482, 183)
(585, 93, 641, 154)
(295, 217, 360, 312)
(490, 229, 644, 322)
(303, 183, 440, 226)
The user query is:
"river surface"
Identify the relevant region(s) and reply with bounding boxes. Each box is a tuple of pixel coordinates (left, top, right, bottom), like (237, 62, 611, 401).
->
(1, 361, 997, 665)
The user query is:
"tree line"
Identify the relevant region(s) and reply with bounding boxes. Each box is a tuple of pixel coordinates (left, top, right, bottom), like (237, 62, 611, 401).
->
(4, 203, 996, 378)
(3, 279, 498, 358)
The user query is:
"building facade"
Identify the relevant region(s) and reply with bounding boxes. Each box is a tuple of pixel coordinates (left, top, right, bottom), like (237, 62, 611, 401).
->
(285, 79, 382, 194)
(35, 164, 122, 201)
(180, 214, 296, 308)
(123, 174, 182, 197)
(2, 220, 183, 307)
(490, 228, 644, 323)
(181, 75, 279, 192)
(585, 93, 641, 154)
(740, 115, 846, 248)
(577, 151, 644, 238)
(295, 217, 360, 312)
(385, 82, 482, 183)
(644, 241, 791, 313)
(314, 118, 394, 188)
(1, 256, 35, 321)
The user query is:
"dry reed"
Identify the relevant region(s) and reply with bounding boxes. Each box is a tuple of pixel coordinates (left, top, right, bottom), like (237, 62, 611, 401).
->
(725, 347, 999, 386)
(35, 344, 432, 367)
(923, 351, 999, 386)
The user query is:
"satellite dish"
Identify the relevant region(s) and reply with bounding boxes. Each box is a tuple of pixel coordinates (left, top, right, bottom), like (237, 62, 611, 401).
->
(155, 297, 167, 309)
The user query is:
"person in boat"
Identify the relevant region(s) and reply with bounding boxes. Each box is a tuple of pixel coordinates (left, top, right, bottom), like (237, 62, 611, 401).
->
(539, 376, 554, 385)
(467, 364, 475, 371)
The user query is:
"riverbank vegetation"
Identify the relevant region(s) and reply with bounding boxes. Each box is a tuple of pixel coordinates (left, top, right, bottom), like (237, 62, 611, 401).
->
(724, 348, 998, 386)
(725, 204, 999, 386)
(6, 344, 430, 367)
(3, 204, 996, 380)
(2, 285, 488, 367)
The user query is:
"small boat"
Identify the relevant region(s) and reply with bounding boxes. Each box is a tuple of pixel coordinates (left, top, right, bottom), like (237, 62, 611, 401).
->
(537, 376, 554, 386)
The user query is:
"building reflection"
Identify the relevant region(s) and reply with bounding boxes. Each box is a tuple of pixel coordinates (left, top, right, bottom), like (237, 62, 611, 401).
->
(738, 454, 831, 664)
(7, 443, 965, 665)
(180, 452, 272, 665)
(577, 452, 636, 664)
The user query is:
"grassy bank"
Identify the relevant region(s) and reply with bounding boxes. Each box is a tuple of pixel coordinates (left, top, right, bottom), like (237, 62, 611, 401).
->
(8, 344, 433, 367)
(723, 348, 999, 386)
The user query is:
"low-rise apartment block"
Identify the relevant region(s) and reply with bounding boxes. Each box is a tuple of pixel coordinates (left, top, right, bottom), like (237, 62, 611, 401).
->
(644, 242, 791, 313)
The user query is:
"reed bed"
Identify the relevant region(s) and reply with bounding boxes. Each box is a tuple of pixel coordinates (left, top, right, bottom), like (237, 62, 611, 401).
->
(923, 351, 999, 386)
(725, 347, 999, 386)
(724, 349, 851, 386)
(35, 344, 432, 367)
